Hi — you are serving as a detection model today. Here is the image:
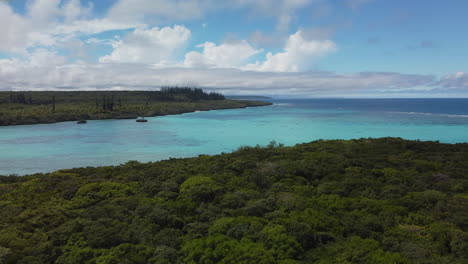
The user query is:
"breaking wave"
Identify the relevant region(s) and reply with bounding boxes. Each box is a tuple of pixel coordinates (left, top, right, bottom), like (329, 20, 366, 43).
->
(387, 111, 468, 118)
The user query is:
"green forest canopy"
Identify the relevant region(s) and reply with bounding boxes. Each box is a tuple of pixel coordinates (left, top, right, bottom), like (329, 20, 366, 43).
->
(0, 88, 225, 104)
(0, 138, 467, 263)
(0, 88, 270, 126)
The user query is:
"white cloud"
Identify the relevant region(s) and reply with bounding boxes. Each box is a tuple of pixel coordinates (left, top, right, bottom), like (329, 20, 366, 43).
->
(0, 0, 316, 56)
(27, 0, 92, 26)
(0, 0, 141, 60)
(27, 0, 61, 28)
(28, 49, 67, 67)
(59, 38, 88, 60)
(0, 53, 437, 96)
(437, 72, 468, 89)
(2, 1, 326, 71)
(0, 49, 67, 89)
(245, 30, 337, 72)
(99, 25, 191, 64)
(62, 0, 93, 22)
(0, 0, 102, 54)
(0, 0, 460, 97)
(184, 41, 262, 68)
(182, 30, 335, 72)
(0, 3, 31, 53)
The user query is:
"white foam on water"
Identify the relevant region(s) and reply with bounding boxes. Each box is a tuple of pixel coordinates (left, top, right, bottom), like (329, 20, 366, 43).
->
(387, 111, 468, 118)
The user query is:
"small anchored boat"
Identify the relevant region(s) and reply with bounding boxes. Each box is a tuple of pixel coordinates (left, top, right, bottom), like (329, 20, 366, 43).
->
(136, 117, 148, 123)
(77, 120, 87, 124)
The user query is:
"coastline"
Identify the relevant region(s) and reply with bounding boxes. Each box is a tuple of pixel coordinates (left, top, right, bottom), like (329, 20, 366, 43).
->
(0, 100, 272, 126)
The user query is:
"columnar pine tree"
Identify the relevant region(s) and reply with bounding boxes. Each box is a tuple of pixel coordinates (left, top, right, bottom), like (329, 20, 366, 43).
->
(52, 96, 56, 113)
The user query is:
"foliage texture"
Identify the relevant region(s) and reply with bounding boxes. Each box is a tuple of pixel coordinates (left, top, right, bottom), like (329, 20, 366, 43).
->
(0, 138, 467, 263)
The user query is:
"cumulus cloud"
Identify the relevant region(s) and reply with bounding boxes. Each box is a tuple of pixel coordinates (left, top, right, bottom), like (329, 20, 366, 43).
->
(59, 38, 89, 60)
(62, 0, 93, 22)
(1, 1, 333, 72)
(99, 25, 191, 64)
(0, 0, 102, 53)
(184, 41, 262, 68)
(27, 0, 61, 28)
(96, 28, 334, 71)
(181, 30, 335, 72)
(0, 3, 32, 53)
(0, 53, 437, 96)
(437, 72, 468, 89)
(0, 0, 462, 97)
(27, 49, 67, 67)
(0, 49, 68, 89)
(0, 0, 316, 52)
(245, 30, 337, 72)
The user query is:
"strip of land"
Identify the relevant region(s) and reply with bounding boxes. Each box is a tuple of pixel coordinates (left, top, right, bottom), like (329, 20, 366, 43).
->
(0, 138, 466, 263)
(0, 89, 272, 126)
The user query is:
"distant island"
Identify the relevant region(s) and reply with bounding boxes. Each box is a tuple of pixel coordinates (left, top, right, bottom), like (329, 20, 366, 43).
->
(0, 138, 466, 263)
(0, 88, 272, 126)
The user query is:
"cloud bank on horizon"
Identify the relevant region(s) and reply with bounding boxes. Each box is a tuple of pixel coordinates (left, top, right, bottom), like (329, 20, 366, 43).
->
(0, 0, 467, 97)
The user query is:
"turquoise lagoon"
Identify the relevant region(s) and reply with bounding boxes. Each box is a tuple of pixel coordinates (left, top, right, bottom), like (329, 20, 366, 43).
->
(1, 99, 468, 175)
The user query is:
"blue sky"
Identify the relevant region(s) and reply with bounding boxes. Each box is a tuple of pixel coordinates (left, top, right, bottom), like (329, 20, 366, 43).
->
(0, 0, 467, 97)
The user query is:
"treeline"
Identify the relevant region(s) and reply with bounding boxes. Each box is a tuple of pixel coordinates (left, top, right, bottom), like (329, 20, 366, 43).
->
(0, 138, 467, 263)
(0, 89, 266, 126)
(0, 99, 270, 126)
(0, 87, 224, 105)
(160, 86, 225, 101)
(8, 92, 33, 105)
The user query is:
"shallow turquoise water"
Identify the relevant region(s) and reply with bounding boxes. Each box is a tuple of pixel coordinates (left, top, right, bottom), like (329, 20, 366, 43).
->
(1, 99, 468, 175)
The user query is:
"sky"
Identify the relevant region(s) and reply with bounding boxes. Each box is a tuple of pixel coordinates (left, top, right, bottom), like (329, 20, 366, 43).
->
(0, 0, 467, 97)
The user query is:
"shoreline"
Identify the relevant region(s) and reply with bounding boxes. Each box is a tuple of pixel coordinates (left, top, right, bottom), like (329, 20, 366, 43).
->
(0, 100, 272, 127)
(2, 137, 465, 177)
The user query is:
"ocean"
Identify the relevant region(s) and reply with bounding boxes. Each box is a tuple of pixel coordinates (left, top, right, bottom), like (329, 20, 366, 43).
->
(1, 98, 467, 175)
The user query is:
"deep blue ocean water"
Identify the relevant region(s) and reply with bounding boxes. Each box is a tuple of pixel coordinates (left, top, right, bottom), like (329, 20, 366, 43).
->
(1, 98, 468, 175)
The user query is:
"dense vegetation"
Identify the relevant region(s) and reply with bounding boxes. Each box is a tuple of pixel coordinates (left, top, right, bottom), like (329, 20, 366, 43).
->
(0, 138, 467, 263)
(0, 88, 270, 126)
